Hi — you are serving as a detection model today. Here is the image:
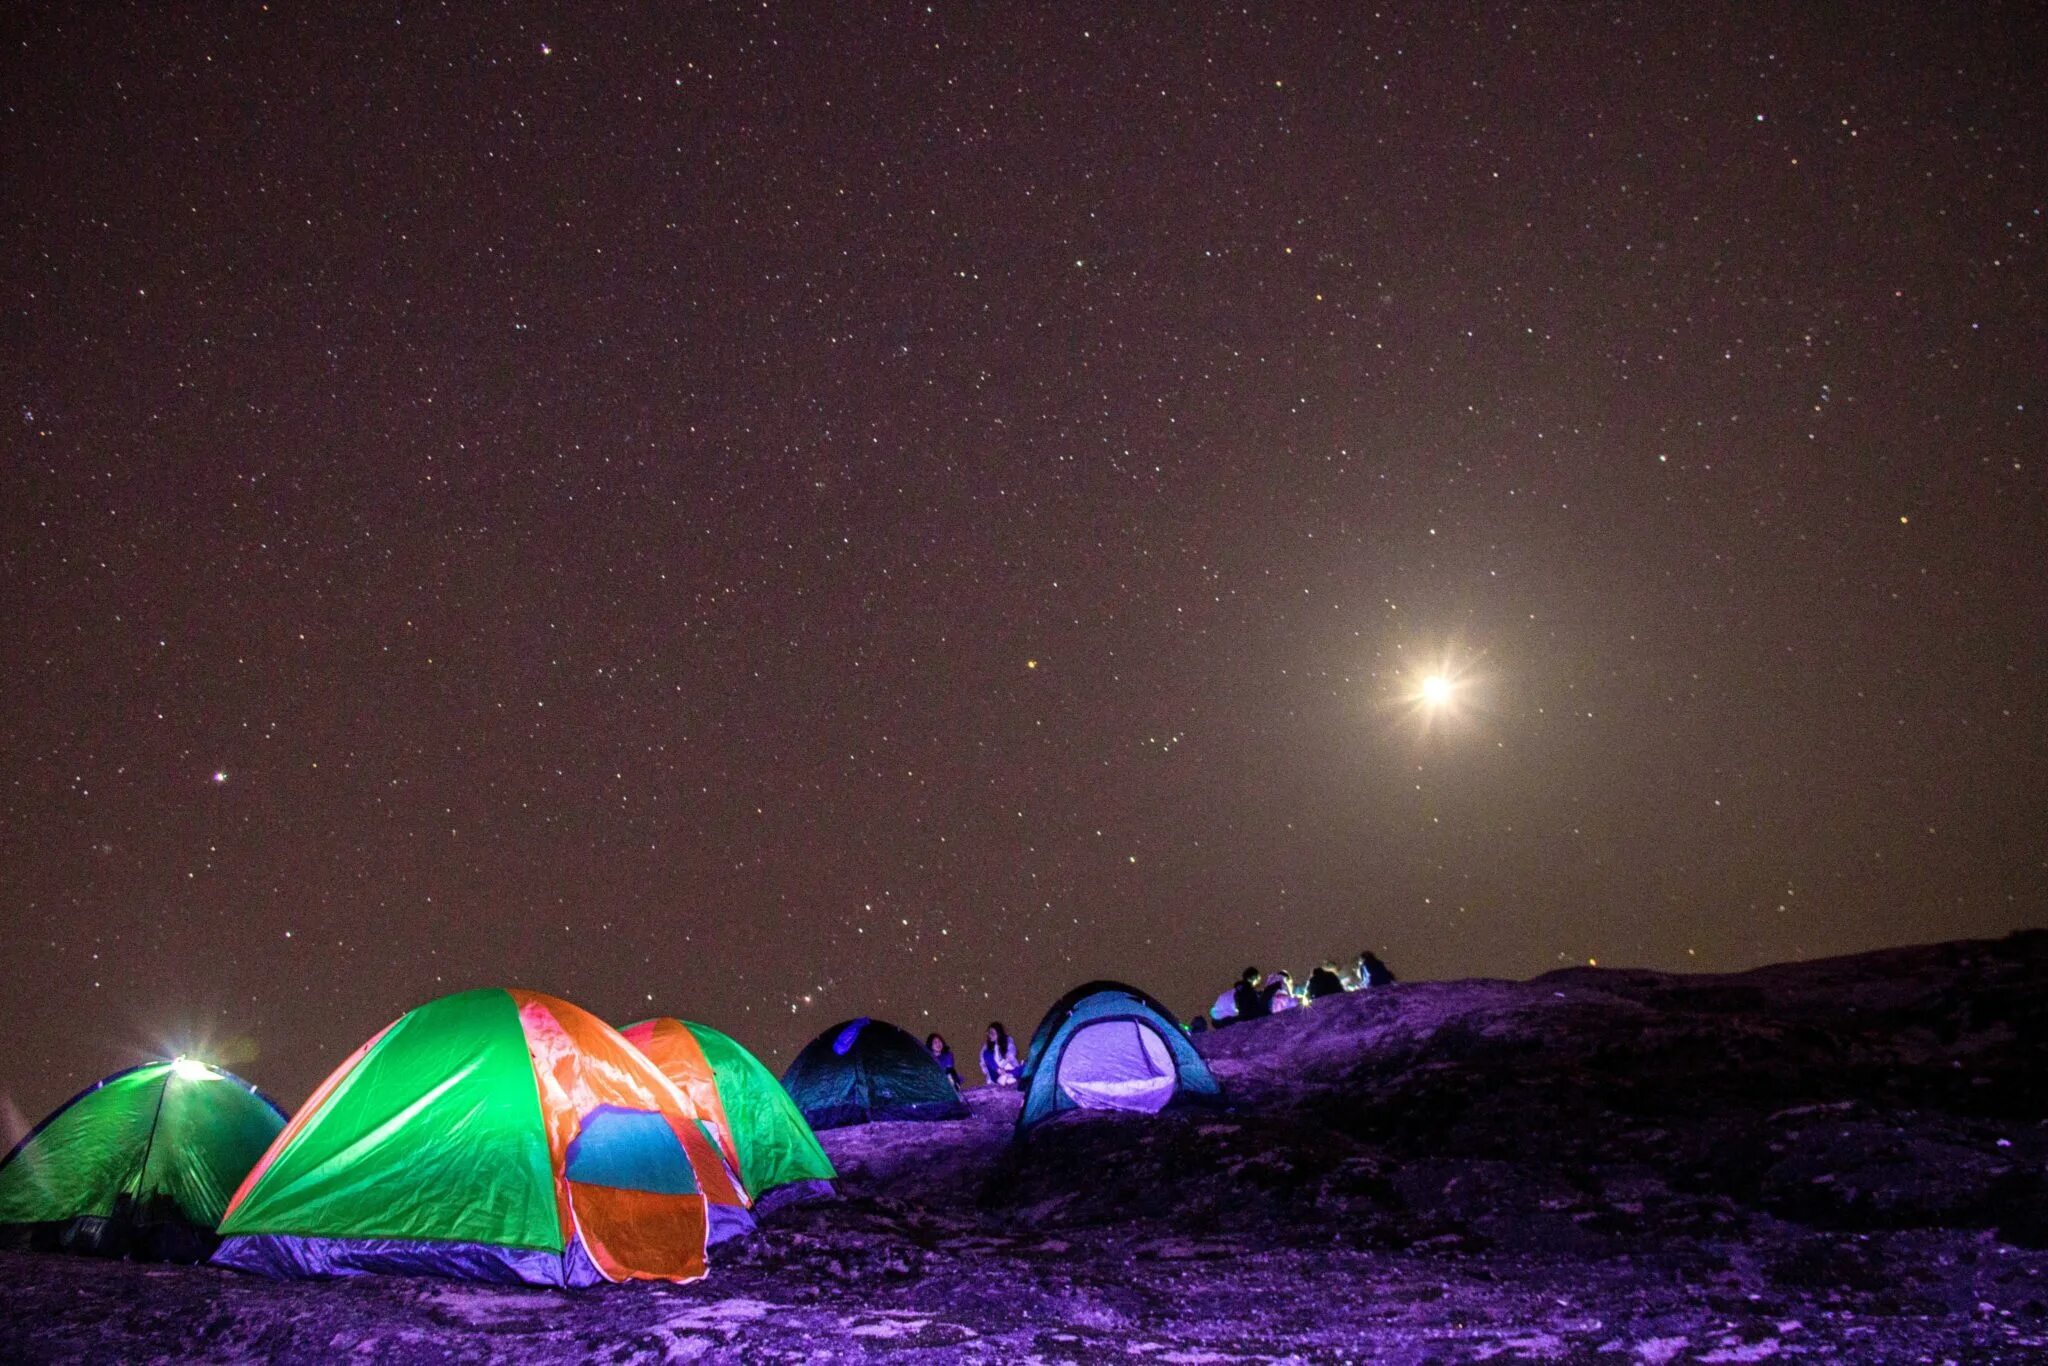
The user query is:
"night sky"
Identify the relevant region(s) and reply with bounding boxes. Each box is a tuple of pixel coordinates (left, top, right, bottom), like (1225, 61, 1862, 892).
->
(5, 5, 2043, 1126)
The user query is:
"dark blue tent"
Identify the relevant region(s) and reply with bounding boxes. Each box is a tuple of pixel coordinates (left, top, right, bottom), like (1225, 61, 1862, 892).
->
(1017, 981, 1222, 1130)
(779, 1018, 967, 1131)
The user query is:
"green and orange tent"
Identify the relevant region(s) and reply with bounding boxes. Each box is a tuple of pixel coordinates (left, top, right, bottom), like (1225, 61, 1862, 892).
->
(0, 1058, 286, 1263)
(621, 1018, 835, 1204)
(213, 988, 750, 1286)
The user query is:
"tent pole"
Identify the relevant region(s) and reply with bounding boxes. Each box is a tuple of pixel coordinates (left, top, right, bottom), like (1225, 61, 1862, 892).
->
(126, 1065, 175, 1206)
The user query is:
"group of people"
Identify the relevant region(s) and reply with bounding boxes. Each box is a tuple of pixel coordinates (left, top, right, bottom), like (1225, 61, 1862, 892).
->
(1207, 949, 1396, 1028)
(925, 1024, 1023, 1091)
(920, 950, 1398, 1088)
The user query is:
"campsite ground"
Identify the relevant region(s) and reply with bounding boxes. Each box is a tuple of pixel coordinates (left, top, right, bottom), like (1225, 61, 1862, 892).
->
(3, 931, 2045, 1362)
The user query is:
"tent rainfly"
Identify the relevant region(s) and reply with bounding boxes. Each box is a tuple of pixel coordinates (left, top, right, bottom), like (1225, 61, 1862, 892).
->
(621, 1017, 835, 1204)
(213, 988, 750, 1286)
(779, 1017, 967, 1131)
(1016, 981, 1223, 1129)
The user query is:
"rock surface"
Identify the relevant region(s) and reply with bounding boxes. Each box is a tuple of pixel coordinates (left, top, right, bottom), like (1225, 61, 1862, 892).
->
(3, 931, 2045, 1362)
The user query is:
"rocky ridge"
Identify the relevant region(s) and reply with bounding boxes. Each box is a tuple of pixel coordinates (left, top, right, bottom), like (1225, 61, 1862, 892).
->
(1, 931, 2043, 1361)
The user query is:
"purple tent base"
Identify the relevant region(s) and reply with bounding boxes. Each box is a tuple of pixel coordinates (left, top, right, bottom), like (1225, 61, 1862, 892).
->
(752, 1179, 836, 1217)
(706, 1202, 755, 1245)
(213, 1233, 605, 1288)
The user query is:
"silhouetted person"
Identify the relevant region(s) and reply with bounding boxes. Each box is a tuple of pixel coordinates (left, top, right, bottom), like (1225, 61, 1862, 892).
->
(1232, 966, 1268, 1020)
(1356, 951, 1397, 988)
(927, 1032, 963, 1089)
(1306, 961, 1347, 1000)
(979, 1022, 1020, 1087)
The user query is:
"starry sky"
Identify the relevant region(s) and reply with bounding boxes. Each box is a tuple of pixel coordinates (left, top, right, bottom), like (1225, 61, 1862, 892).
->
(4, 4, 2043, 1125)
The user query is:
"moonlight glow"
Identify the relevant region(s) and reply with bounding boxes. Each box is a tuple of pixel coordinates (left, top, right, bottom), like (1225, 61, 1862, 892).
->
(1393, 661, 1479, 733)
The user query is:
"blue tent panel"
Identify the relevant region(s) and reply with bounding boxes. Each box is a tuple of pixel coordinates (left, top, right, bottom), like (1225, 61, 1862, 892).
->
(563, 1106, 699, 1195)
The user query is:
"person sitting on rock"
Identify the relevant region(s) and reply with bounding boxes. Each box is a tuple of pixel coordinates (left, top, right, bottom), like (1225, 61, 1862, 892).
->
(927, 1032, 963, 1089)
(1354, 950, 1397, 988)
(1306, 960, 1347, 1000)
(978, 1022, 1021, 1087)
(1210, 982, 1241, 1028)
(1264, 970, 1301, 1012)
(1232, 966, 1268, 1020)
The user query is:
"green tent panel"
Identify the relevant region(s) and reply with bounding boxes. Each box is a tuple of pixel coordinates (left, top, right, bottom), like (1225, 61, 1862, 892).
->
(220, 987, 559, 1251)
(690, 1023, 835, 1197)
(0, 1059, 286, 1261)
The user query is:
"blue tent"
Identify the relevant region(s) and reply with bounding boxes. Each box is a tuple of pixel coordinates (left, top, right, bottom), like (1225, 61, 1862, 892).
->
(1017, 982, 1222, 1130)
(780, 1018, 967, 1131)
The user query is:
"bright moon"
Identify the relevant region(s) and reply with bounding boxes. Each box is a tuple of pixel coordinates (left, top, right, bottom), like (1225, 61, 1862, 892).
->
(1420, 675, 1455, 707)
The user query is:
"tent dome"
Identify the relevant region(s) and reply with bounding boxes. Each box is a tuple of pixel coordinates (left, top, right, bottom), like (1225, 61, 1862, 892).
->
(213, 988, 749, 1286)
(1016, 981, 1222, 1130)
(779, 1018, 967, 1131)
(0, 1059, 286, 1263)
(621, 1018, 835, 1203)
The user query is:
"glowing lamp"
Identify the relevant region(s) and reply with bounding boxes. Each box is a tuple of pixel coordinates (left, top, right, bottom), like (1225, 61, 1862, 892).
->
(169, 1056, 219, 1082)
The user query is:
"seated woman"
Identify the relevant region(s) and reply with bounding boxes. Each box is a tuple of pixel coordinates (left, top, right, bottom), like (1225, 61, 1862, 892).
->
(978, 1022, 1021, 1087)
(927, 1032, 963, 1089)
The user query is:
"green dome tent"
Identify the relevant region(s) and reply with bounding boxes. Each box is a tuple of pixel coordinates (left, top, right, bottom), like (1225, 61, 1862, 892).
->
(780, 1018, 967, 1131)
(1017, 981, 1222, 1130)
(622, 1018, 835, 1204)
(213, 988, 752, 1287)
(0, 1059, 286, 1262)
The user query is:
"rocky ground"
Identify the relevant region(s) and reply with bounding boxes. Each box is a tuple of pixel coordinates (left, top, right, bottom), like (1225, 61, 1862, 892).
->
(3, 931, 2045, 1362)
